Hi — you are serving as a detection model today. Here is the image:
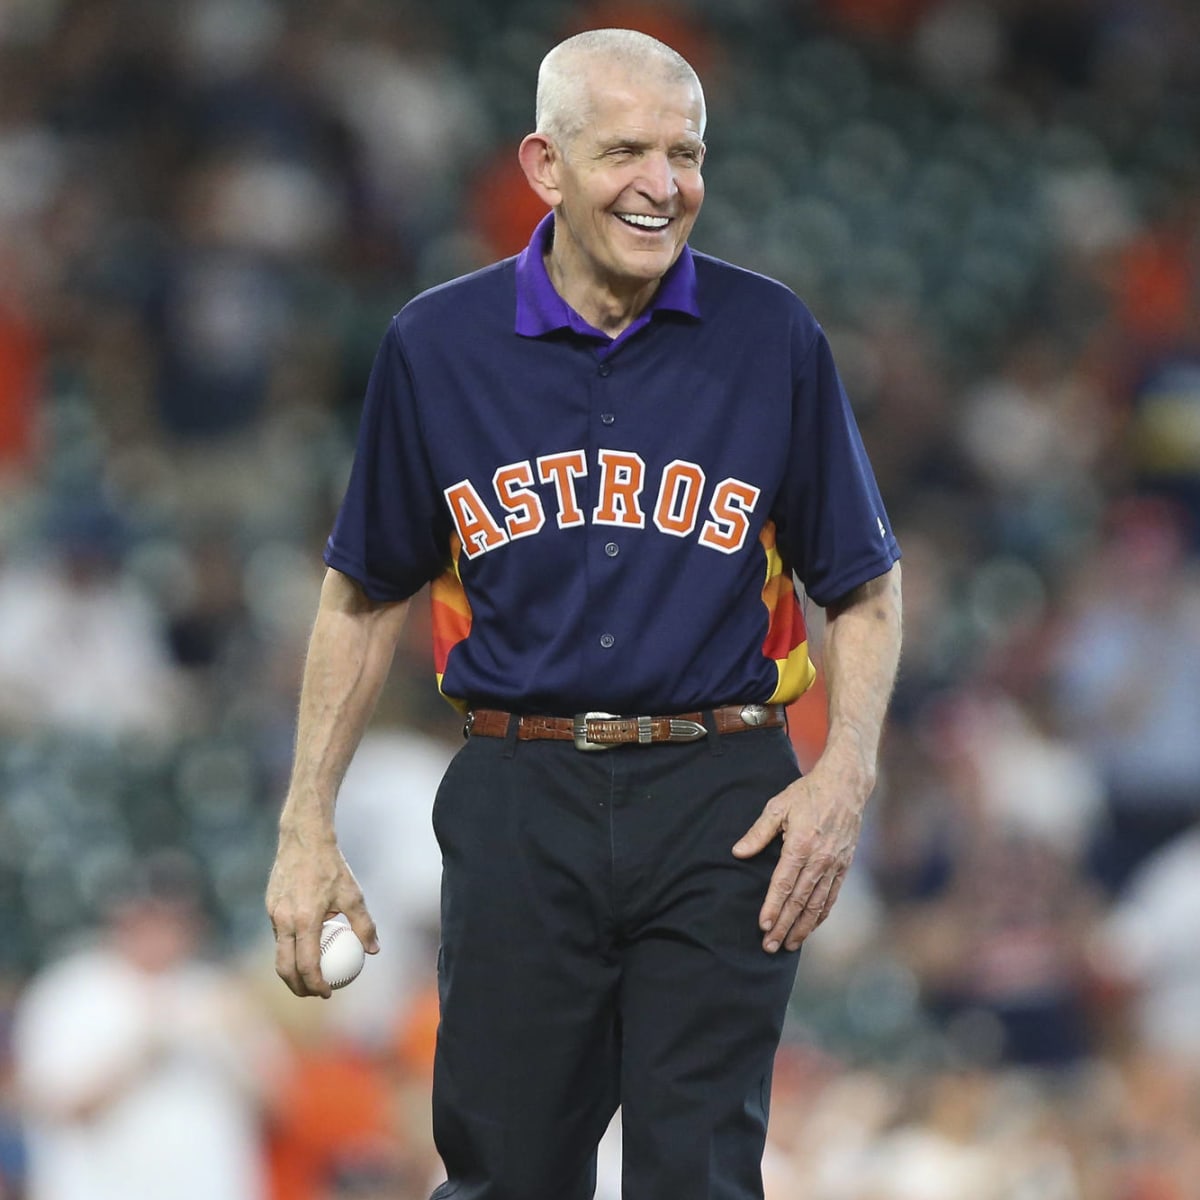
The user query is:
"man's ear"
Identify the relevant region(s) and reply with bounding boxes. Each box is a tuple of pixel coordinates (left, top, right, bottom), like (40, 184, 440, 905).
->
(518, 132, 561, 207)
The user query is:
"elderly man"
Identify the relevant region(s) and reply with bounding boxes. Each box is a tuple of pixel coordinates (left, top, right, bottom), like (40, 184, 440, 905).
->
(267, 27, 902, 1200)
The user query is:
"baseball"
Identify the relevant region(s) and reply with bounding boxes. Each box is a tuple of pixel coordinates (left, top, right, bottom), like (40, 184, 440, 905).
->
(319, 916, 365, 989)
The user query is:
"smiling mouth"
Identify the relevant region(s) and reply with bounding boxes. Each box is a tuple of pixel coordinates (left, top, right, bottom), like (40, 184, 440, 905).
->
(616, 213, 671, 230)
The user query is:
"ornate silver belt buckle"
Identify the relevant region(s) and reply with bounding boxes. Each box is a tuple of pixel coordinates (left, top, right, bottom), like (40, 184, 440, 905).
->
(739, 704, 771, 727)
(573, 711, 619, 751)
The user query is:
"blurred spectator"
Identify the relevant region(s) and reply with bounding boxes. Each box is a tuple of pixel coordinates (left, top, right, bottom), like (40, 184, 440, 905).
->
(0, 501, 181, 739)
(1052, 497, 1200, 891)
(149, 158, 294, 443)
(957, 331, 1110, 566)
(1091, 821, 1200, 1063)
(894, 691, 1104, 1068)
(901, 822, 1099, 1068)
(1122, 315, 1200, 549)
(259, 957, 448, 1200)
(310, 5, 486, 247)
(763, 1061, 1083, 1198)
(11, 850, 288, 1200)
(262, 1017, 404, 1200)
(163, 528, 251, 675)
(854, 1069, 1079, 1199)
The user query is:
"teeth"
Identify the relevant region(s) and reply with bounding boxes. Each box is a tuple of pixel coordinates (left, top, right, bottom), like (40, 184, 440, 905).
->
(618, 213, 670, 229)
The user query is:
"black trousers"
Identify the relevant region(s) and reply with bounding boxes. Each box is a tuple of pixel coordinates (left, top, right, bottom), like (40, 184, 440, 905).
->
(428, 719, 802, 1200)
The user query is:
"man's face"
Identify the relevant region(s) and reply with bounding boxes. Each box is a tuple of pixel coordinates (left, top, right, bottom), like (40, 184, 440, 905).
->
(549, 70, 705, 292)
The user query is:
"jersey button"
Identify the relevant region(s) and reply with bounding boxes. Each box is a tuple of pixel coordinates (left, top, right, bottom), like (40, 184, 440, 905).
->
(599, 633, 615, 649)
(604, 542, 619, 557)
(600, 412, 615, 425)
(598, 362, 612, 377)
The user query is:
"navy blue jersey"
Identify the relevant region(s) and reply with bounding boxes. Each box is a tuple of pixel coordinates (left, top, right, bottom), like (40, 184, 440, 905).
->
(326, 215, 900, 715)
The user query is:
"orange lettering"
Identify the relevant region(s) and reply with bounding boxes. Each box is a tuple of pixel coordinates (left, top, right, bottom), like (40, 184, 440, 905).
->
(593, 450, 646, 527)
(444, 480, 509, 558)
(537, 450, 587, 528)
(699, 478, 760, 554)
(653, 460, 706, 537)
(493, 461, 546, 539)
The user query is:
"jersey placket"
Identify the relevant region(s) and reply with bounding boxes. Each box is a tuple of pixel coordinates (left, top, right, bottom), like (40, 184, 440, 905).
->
(586, 347, 630, 675)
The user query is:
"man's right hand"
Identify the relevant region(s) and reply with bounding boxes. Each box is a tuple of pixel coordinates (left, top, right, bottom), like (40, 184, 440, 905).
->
(265, 822, 380, 998)
(264, 570, 403, 997)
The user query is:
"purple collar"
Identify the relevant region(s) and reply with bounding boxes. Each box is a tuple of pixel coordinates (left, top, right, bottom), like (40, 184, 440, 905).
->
(515, 212, 700, 347)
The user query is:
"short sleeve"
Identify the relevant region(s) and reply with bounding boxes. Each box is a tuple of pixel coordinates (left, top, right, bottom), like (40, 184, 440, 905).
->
(324, 320, 451, 600)
(776, 324, 900, 607)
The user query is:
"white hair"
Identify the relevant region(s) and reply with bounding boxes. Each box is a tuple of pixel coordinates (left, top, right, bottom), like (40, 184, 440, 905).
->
(534, 28, 706, 147)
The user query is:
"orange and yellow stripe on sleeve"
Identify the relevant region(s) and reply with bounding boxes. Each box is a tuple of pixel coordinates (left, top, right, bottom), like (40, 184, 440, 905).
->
(759, 521, 816, 704)
(430, 534, 472, 711)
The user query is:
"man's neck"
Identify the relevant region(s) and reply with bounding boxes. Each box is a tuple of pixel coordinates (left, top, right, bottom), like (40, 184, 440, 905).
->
(544, 249, 660, 337)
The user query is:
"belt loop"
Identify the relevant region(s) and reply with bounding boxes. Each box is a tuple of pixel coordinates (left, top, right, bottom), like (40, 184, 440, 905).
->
(702, 709, 725, 757)
(502, 711, 520, 759)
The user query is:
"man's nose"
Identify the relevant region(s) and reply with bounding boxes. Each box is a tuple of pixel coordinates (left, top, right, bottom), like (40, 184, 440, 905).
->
(636, 152, 678, 201)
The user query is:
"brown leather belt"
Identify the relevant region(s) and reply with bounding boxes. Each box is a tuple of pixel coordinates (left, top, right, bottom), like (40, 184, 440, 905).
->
(465, 703, 786, 751)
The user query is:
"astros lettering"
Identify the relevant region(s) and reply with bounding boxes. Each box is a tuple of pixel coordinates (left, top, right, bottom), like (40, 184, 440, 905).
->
(443, 448, 762, 559)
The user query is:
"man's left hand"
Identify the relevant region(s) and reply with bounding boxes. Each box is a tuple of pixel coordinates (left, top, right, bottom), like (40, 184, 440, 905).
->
(732, 767, 866, 953)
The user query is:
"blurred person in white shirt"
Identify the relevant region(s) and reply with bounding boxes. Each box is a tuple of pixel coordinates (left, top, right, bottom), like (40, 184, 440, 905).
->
(12, 850, 288, 1200)
(1092, 822, 1200, 1062)
(0, 503, 180, 740)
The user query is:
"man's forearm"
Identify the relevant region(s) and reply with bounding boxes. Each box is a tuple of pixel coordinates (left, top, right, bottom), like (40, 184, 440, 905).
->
(280, 568, 411, 834)
(819, 561, 903, 798)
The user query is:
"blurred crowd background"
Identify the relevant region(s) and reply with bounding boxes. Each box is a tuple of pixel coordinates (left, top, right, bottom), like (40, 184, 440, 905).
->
(1, 0, 1199, 1196)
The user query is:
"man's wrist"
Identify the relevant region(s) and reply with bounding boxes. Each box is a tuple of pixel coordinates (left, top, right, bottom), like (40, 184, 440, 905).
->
(815, 731, 878, 802)
(276, 802, 338, 844)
